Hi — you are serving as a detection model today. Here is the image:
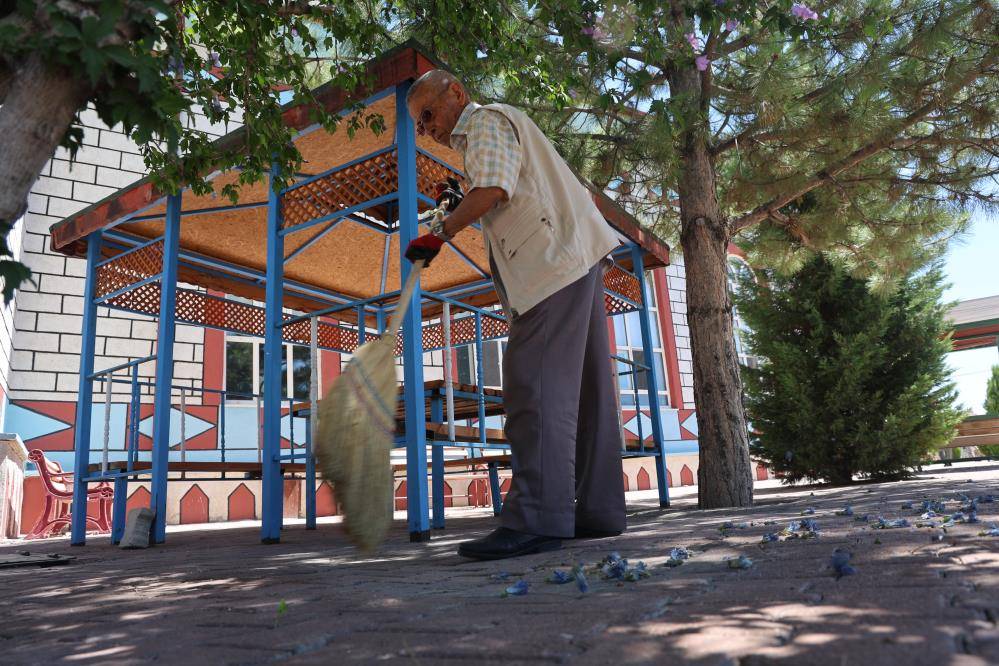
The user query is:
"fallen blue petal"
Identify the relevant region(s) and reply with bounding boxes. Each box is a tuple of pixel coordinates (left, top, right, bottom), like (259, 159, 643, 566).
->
(547, 570, 573, 584)
(504, 580, 529, 596)
(873, 517, 910, 529)
(573, 565, 589, 593)
(727, 555, 753, 570)
(836, 506, 854, 516)
(669, 546, 691, 561)
(761, 532, 780, 543)
(978, 523, 999, 537)
(801, 507, 816, 515)
(830, 548, 856, 579)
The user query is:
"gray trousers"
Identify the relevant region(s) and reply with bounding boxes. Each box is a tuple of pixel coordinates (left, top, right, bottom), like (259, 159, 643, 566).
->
(497, 263, 626, 538)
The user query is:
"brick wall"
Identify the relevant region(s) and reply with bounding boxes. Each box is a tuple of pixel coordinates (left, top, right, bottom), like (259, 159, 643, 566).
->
(8, 106, 239, 406)
(665, 260, 695, 408)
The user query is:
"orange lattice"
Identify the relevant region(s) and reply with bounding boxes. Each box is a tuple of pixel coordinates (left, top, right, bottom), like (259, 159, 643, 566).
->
(96, 242, 164, 300)
(415, 153, 463, 201)
(281, 151, 399, 228)
(280, 149, 464, 229)
(603, 265, 643, 315)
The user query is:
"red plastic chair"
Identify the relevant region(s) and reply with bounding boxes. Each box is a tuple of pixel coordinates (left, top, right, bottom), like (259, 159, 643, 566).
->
(25, 450, 112, 539)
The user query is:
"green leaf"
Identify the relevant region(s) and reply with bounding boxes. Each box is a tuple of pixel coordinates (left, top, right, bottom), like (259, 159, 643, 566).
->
(0, 261, 34, 304)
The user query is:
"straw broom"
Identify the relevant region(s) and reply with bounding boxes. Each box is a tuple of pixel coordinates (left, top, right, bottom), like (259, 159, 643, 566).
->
(314, 257, 427, 551)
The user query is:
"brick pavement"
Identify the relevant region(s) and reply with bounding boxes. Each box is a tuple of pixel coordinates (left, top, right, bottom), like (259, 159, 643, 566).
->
(3, 462, 999, 665)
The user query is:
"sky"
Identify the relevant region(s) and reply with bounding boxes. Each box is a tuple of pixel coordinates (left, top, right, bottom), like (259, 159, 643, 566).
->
(942, 209, 999, 415)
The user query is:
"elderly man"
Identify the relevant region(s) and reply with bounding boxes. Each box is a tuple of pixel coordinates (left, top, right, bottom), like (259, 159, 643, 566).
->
(404, 70, 626, 560)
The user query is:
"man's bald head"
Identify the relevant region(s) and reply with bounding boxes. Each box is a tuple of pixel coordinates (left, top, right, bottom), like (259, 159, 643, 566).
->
(406, 70, 465, 105)
(405, 69, 471, 147)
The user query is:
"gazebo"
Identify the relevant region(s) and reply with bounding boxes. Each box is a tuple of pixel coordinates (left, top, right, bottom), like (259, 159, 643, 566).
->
(48, 41, 673, 546)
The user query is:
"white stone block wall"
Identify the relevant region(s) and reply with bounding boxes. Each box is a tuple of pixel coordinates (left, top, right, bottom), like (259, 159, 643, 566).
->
(0, 213, 25, 424)
(9, 106, 238, 406)
(666, 260, 696, 408)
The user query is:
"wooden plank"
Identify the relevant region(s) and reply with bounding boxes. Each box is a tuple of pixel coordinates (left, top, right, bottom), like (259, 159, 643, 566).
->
(0, 553, 76, 569)
(87, 461, 307, 474)
(425, 422, 507, 444)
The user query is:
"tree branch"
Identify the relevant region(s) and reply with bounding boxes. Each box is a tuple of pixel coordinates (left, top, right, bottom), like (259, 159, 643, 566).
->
(730, 54, 998, 232)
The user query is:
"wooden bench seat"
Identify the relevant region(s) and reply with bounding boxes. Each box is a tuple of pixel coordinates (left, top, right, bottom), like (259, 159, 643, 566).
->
(939, 416, 999, 450)
(88, 461, 307, 477)
(290, 381, 506, 422)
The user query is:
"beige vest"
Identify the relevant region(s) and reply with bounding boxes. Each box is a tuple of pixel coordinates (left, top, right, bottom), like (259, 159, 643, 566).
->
(476, 104, 622, 316)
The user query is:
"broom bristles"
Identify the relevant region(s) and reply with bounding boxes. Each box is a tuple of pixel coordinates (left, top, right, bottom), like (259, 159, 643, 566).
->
(315, 334, 399, 551)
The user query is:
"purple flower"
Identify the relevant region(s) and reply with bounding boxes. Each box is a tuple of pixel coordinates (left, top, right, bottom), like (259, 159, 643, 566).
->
(581, 26, 596, 36)
(725, 19, 739, 32)
(791, 3, 819, 20)
(291, 27, 299, 37)
(208, 51, 221, 67)
(685, 32, 701, 51)
(503, 580, 529, 596)
(695, 55, 711, 71)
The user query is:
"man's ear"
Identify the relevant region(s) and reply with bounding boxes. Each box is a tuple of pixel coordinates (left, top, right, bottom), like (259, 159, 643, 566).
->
(449, 81, 465, 104)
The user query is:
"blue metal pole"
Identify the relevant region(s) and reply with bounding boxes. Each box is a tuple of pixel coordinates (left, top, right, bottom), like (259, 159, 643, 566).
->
(150, 194, 182, 543)
(430, 395, 445, 529)
(630, 245, 670, 508)
(261, 162, 286, 543)
(396, 81, 430, 541)
(70, 231, 102, 546)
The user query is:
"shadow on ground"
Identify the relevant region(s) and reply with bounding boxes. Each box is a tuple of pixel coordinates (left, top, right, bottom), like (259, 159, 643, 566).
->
(3, 464, 998, 665)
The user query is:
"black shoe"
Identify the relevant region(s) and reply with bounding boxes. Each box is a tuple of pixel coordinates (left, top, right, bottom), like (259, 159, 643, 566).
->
(457, 527, 563, 560)
(574, 526, 623, 539)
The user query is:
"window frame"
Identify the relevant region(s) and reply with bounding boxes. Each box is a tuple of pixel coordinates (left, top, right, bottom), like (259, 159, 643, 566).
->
(224, 335, 314, 401)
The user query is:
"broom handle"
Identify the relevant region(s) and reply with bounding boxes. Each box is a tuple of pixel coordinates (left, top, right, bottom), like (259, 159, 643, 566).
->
(387, 259, 425, 338)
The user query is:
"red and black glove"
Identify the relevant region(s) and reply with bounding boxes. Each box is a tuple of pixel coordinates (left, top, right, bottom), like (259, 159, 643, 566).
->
(435, 177, 464, 212)
(405, 233, 446, 267)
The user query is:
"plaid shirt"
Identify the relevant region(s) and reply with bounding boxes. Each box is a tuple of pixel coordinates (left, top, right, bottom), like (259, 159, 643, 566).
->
(450, 102, 522, 200)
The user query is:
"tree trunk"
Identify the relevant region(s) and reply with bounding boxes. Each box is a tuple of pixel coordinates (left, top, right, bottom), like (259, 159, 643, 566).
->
(0, 53, 91, 231)
(671, 67, 754, 509)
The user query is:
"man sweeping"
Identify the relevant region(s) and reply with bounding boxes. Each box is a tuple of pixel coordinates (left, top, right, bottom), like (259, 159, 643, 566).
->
(404, 70, 626, 561)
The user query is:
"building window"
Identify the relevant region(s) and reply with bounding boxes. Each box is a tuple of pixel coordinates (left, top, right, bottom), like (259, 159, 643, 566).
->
(613, 274, 669, 407)
(455, 340, 505, 389)
(224, 336, 312, 401)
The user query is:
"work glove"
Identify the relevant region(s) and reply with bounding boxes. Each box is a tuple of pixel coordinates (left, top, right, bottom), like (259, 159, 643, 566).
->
(435, 177, 464, 212)
(405, 233, 446, 267)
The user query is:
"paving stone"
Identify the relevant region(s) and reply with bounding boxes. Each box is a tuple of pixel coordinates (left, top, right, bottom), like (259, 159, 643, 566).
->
(3, 464, 999, 664)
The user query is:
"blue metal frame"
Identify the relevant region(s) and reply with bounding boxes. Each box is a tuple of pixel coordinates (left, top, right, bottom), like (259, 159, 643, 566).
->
(261, 162, 286, 543)
(150, 193, 182, 543)
(70, 232, 102, 546)
(397, 81, 431, 541)
(630, 245, 670, 508)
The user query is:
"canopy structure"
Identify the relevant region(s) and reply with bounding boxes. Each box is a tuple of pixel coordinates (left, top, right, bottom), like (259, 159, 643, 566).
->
(52, 41, 674, 546)
(948, 295, 999, 352)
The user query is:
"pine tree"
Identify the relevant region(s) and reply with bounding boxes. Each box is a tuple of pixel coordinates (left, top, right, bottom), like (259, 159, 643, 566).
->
(986, 366, 999, 416)
(397, 0, 999, 507)
(735, 255, 962, 484)
(981, 365, 999, 458)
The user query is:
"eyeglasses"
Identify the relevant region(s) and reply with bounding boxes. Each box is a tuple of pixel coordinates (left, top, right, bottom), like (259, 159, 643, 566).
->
(416, 107, 432, 135)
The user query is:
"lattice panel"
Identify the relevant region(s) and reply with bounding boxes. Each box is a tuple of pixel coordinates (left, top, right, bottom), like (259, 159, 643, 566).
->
(603, 265, 643, 315)
(103, 283, 376, 354)
(282, 151, 400, 228)
(415, 153, 464, 201)
(392, 313, 511, 356)
(96, 242, 164, 300)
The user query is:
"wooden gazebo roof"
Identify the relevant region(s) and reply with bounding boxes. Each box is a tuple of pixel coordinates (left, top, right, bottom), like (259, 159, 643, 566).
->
(48, 41, 669, 319)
